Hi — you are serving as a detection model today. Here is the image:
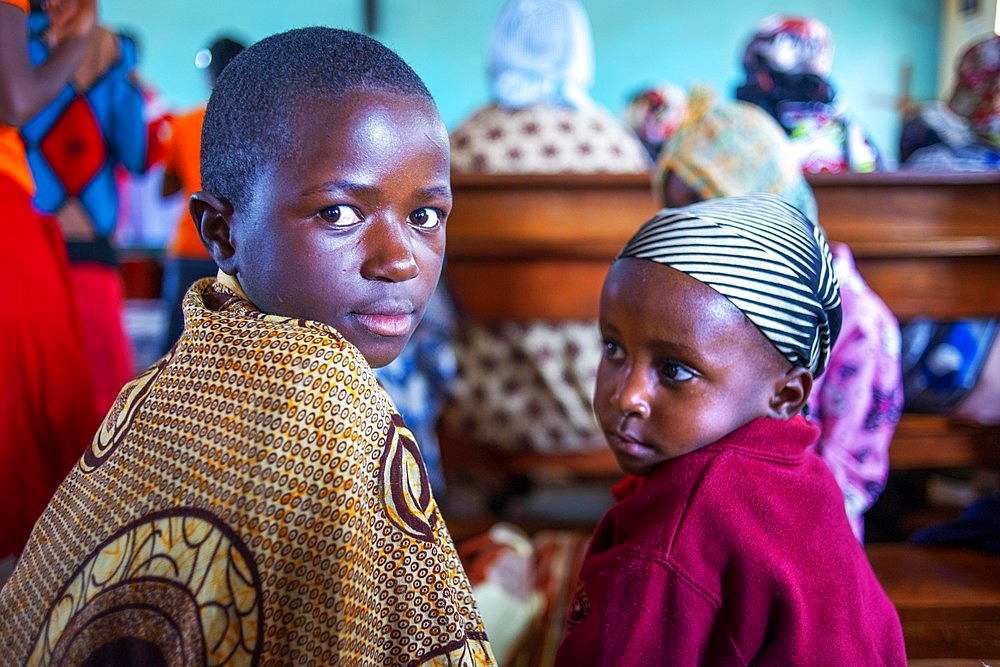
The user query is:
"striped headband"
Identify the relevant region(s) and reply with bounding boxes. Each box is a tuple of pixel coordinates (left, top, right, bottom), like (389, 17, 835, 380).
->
(618, 193, 842, 377)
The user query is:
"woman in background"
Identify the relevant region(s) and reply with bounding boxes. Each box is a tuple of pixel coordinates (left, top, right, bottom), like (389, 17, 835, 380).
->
(734, 14, 883, 173)
(450, 0, 650, 174)
(0, 0, 100, 563)
(898, 33, 1000, 427)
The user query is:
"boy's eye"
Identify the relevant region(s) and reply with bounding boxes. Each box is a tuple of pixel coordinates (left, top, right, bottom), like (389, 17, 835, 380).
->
(660, 362, 694, 383)
(319, 205, 363, 226)
(409, 207, 443, 229)
(602, 339, 624, 362)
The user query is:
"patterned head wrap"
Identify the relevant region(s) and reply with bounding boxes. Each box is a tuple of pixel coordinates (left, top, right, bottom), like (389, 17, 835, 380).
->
(618, 193, 842, 377)
(742, 15, 834, 79)
(623, 83, 689, 159)
(487, 0, 594, 110)
(654, 86, 818, 223)
(948, 34, 1000, 147)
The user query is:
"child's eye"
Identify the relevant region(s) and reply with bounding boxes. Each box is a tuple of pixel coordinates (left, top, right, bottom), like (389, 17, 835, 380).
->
(319, 205, 363, 226)
(660, 362, 694, 383)
(602, 339, 624, 362)
(409, 207, 443, 229)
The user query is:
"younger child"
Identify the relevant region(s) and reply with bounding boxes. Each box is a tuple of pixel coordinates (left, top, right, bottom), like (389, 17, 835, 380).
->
(555, 194, 905, 665)
(0, 27, 495, 666)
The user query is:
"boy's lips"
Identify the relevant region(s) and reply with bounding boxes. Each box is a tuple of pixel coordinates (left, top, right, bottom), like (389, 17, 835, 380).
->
(354, 309, 415, 337)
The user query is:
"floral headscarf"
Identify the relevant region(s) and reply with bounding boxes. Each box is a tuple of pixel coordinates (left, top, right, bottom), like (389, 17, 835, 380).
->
(654, 86, 818, 223)
(623, 83, 689, 160)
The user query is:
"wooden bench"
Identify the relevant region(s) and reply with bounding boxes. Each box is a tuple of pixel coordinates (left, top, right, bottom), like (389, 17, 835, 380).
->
(440, 171, 1000, 662)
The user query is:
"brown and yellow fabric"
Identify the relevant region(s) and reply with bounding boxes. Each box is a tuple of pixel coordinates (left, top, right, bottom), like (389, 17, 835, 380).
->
(0, 274, 495, 667)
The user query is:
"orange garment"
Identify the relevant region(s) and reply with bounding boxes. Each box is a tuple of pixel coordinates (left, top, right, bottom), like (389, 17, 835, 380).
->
(0, 0, 35, 195)
(163, 106, 208, 258)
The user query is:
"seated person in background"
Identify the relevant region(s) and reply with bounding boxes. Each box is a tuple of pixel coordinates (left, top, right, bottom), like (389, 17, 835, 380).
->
(443, 0, 648, 462)
(450, 0, 650, 173)
(0, 0, 100, 565)
(735, 14, 882, 173)
(633, 84, 902, 541)
(900, 33, 999, 170)
(897, 33, 1000, 427)
(622, 81, 689, 160)
(0, 27, 495, 666)
(158, 34, 245, 354)
(555, 194, 906, 666)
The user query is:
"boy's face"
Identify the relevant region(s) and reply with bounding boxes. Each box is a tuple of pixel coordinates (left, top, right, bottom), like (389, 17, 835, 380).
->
(225, 90, 451, 368)
(594, 258, 791, 476)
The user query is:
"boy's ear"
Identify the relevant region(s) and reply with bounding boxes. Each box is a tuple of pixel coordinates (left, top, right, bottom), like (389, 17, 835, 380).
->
(190, 191, 237, 275)
(769, 366, 813, 419)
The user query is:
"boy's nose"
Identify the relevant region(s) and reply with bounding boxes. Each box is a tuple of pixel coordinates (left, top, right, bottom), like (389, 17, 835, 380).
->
(361, 217, 419, 282)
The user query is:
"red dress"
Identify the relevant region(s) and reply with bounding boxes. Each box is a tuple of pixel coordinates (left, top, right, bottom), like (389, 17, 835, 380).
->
(0, 10, 99, 553)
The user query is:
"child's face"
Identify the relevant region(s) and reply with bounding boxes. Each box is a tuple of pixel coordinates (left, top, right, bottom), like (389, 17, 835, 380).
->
(226, 91, 451, 368)
(594, 258, 791, 476)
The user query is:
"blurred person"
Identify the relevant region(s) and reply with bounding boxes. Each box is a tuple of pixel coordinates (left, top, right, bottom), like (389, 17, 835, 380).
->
(735, 14, 883, 173)
(450, 0, 650, 173)
(0, 0, 100, 563)
(21, 1, 153, 414)
(897, 33, 1000, 427)
(158, 35, 246, 354)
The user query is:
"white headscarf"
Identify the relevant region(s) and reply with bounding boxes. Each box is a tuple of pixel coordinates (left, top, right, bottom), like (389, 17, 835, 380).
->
(487, 0, 594, 110)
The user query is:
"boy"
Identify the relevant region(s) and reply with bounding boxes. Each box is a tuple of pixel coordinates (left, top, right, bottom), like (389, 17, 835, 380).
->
(0, 27, 496, 666)
(555, 194, 905, 665)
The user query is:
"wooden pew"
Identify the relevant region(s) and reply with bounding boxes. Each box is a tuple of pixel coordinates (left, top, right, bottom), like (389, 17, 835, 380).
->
(441, 171, 1000, 661)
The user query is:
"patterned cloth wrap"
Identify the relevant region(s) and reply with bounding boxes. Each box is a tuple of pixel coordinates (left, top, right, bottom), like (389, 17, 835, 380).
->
(450, 103, 651, 174)
(21, 12, 149, 262)
(949, 34, 1000, 148)
(0, 275, 495, 667)
(735, 14, 882, 173)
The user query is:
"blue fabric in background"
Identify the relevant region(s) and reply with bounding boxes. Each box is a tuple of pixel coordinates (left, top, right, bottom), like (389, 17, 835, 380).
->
(901, 318, 1000, 413)
(374, 284, 459, 497)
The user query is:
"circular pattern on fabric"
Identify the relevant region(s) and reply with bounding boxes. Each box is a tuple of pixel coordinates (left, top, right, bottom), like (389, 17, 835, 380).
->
(82, 348, 174, 472)
(28, 509, 262, 666)
(379, 413, 436, 542)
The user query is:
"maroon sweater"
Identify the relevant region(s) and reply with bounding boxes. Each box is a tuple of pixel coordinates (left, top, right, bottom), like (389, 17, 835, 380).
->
(555, 416, 905, 666)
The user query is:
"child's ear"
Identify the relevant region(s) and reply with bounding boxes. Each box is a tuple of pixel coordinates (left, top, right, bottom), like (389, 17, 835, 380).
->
(190, 191, 237, 275)
(769, 366, 813, 419)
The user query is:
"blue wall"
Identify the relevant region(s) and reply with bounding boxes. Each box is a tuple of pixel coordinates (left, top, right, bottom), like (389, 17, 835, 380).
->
(100, 0, 940, 164)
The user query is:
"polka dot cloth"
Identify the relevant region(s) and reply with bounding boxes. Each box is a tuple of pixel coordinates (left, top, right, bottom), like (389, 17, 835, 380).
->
(442, 321, 606, 454)
(450, 103, 651, 174)
(0, 278, 495, 666)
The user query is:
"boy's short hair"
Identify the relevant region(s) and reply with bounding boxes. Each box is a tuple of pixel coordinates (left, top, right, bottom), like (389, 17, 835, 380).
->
(619, 193, 842, 376)
(201, 27, 435, 208)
